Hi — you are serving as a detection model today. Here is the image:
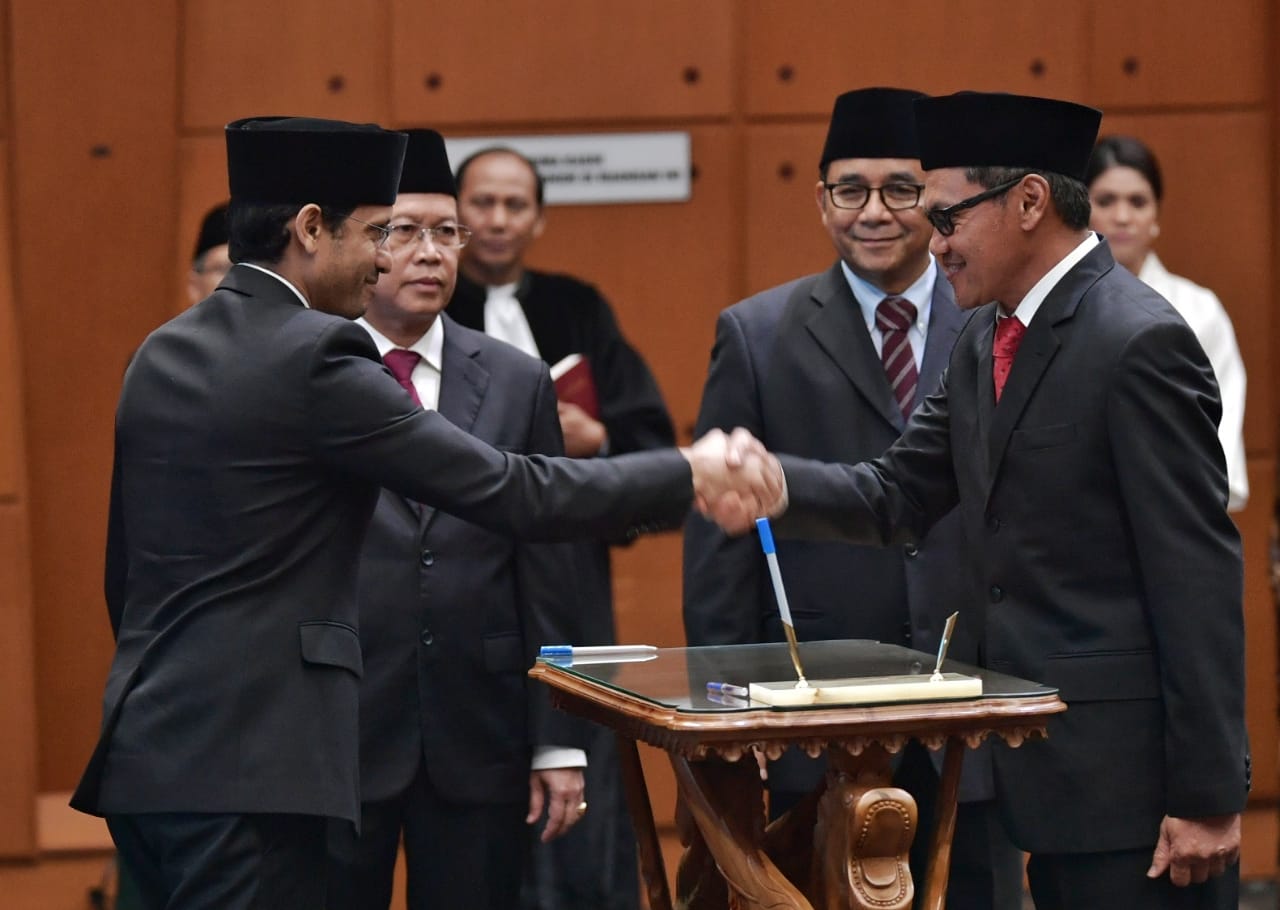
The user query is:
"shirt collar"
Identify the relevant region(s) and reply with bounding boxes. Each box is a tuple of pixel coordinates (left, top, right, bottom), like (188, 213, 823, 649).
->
(1006, 232, 1100, 327)
(841, 256, 937, 335)
(355, 316, 444, 373)
(239, 262, 310, 309)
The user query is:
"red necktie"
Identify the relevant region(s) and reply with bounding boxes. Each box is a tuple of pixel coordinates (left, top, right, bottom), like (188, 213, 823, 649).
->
(992, 316, 1026, 403)
(876, 296, 919, 421)
(383, 349, 423, 408)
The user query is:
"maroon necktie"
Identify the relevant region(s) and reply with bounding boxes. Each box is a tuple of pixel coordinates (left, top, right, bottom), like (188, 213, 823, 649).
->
(876, 297, 919, 421)
(992, 316, 1026, 403)
(383, 349, 423, 408)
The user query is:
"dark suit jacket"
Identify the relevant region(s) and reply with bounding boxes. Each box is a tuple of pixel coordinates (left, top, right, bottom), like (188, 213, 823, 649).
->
(683, 263, 993, 801)
(356, 315, 589, 806)
(451, 270, 676, 645)
(72, 265, 691, 825)
(776, 242, 1247, 853)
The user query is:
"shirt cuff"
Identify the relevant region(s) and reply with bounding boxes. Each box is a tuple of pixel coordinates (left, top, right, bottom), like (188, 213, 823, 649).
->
(532, 746, 588, 770)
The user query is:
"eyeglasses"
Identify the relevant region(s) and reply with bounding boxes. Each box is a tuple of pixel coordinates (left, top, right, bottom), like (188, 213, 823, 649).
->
(345, 215, 393, 249)
(924, 177, 1024, 237)
(823, 182, 924, 211)
(385, 222, 473, 252)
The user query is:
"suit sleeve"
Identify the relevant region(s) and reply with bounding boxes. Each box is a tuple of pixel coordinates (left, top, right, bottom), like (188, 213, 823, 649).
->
(306, 320, 692, 541)
(585, 289, 676, 454)
(517, 365, 592, 751)
(774, 371, 960, 545)
(1108, 319, 1247, 817)
(682, 309, 771, 646)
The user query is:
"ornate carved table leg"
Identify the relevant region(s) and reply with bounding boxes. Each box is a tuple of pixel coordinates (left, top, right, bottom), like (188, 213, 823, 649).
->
(616, 734, 675, 910)
(815, 745, 917, 910)
(671, 752, 813, 910)
(917, 736, 964, 910)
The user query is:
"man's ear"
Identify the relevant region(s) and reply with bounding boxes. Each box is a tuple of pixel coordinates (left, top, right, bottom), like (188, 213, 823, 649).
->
(1018, 174, 1051, 231)
(531, 207, 547, 242)
(292, 204, 326, 253)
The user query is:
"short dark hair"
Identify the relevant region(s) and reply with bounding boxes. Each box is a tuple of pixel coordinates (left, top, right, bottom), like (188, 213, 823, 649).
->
(1084, 135, 1163, 202)
(964, 166, 1091, 231)
(454, 146, 545, 208)
(227, 202, 355, 264)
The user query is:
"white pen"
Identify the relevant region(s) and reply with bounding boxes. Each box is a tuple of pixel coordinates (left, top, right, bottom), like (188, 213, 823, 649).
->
(539, 644, 658, 658)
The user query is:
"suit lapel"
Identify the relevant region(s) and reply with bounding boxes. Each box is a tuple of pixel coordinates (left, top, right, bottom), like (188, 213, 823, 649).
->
(917, 278, 964, 400)
(803, 264, 904, 432)
(416, 317, 490, 534)
(984, 243, 1113, 500)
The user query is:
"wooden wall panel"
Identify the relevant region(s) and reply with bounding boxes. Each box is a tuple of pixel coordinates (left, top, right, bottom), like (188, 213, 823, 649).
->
(0, 504, 38, 856)
(391, 0, 733, 126)
(0, 142, 19, 500)
(9, 0, 180, 790)
(1089, 0, 1269, 108)
(181, 0, 389, 129)
(742, 123, 833, 298)
(1099, 111, 1272, 454)
(743, 0, 1088, 117)
(174, 137, 230, 314)
(1239, 457, 1278, 799)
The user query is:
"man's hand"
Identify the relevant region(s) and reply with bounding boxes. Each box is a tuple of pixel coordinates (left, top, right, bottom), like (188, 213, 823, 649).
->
(1148, 813, 1241, 886)
(527, 767, 586, 843)
(558, 401, 607, 458)
(682, 428, 786, 535)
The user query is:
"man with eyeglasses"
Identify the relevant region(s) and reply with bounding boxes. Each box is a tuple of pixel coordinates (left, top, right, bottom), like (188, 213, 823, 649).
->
(72, 116, 782, 910)
(774, 91, 1246, 909)
(450, 147, 675, 910)
(325, 128, 594, 910)
(186, 201, 232, 305)
(683, 87, 1022, 909)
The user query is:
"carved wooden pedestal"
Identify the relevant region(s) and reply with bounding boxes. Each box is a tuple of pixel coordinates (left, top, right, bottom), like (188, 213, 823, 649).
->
(529, 642, 1064, 910)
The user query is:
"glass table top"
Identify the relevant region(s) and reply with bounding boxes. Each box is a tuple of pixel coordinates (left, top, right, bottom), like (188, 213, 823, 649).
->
(538, 640, 1057, 714)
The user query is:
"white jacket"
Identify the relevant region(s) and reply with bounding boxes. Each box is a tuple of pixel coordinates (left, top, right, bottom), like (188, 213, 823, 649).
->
(1139, 253, 1249, 511)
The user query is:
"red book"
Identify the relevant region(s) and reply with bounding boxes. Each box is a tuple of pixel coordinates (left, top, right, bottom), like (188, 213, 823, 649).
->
(549, 353, 600, 420)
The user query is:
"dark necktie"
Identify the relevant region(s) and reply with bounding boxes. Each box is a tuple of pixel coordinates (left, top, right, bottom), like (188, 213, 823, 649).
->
(876, 296, 919, 421)
(383, 348, 423, 409)
(992, 316, 1026, 403)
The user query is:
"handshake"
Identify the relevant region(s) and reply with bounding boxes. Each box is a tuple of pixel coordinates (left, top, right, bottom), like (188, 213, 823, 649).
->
(680, 428, 786, 535)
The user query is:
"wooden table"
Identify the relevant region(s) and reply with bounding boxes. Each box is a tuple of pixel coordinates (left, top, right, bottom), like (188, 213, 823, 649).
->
(529, 640, 1064, 910)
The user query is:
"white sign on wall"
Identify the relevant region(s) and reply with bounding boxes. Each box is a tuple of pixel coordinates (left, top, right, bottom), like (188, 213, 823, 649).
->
(445, 132, 691, 206)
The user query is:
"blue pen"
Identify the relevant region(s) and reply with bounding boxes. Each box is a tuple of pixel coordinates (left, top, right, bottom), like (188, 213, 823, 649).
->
(706, 681, 749, 698)
(756, 517, 809, 687)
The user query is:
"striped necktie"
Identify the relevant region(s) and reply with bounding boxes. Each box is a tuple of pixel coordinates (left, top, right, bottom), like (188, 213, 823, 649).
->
(876, 296, 919, 421)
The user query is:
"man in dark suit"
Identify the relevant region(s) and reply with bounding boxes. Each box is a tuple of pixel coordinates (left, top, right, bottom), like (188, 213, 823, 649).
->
(773, 92, 1246, 910)
(325, 129, 593, 909)
(450, 147, 675, 910)
(72, 116, 780, 910)
(683, 87, 1022, 909)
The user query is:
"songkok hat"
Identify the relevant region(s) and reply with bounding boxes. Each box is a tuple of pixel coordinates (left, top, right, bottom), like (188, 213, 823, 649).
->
(820, 87, 927, 169)
(192, 202, 229, 260)
(225, 116, 407, 206)
(913, 92, 1101, 180)
(398, 129, 457, 197)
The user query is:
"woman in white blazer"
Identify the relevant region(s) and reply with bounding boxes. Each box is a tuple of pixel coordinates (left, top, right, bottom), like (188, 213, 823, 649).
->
(1086, 135, 1249, 511)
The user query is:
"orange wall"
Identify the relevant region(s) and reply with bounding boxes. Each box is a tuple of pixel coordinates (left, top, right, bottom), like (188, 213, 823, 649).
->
(0, 0, 1275, 896)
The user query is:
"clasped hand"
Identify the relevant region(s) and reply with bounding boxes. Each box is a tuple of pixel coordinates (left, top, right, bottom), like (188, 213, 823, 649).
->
(682, 428, 786, 535)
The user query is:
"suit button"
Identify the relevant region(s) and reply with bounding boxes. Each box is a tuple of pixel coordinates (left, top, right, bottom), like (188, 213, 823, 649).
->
(420, 549, 434, 567)
(989, 585, 1004, 603)
(904, 543, 919, 557)
(420, 629, 434, 645)
(987, 516, 1001, 532)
